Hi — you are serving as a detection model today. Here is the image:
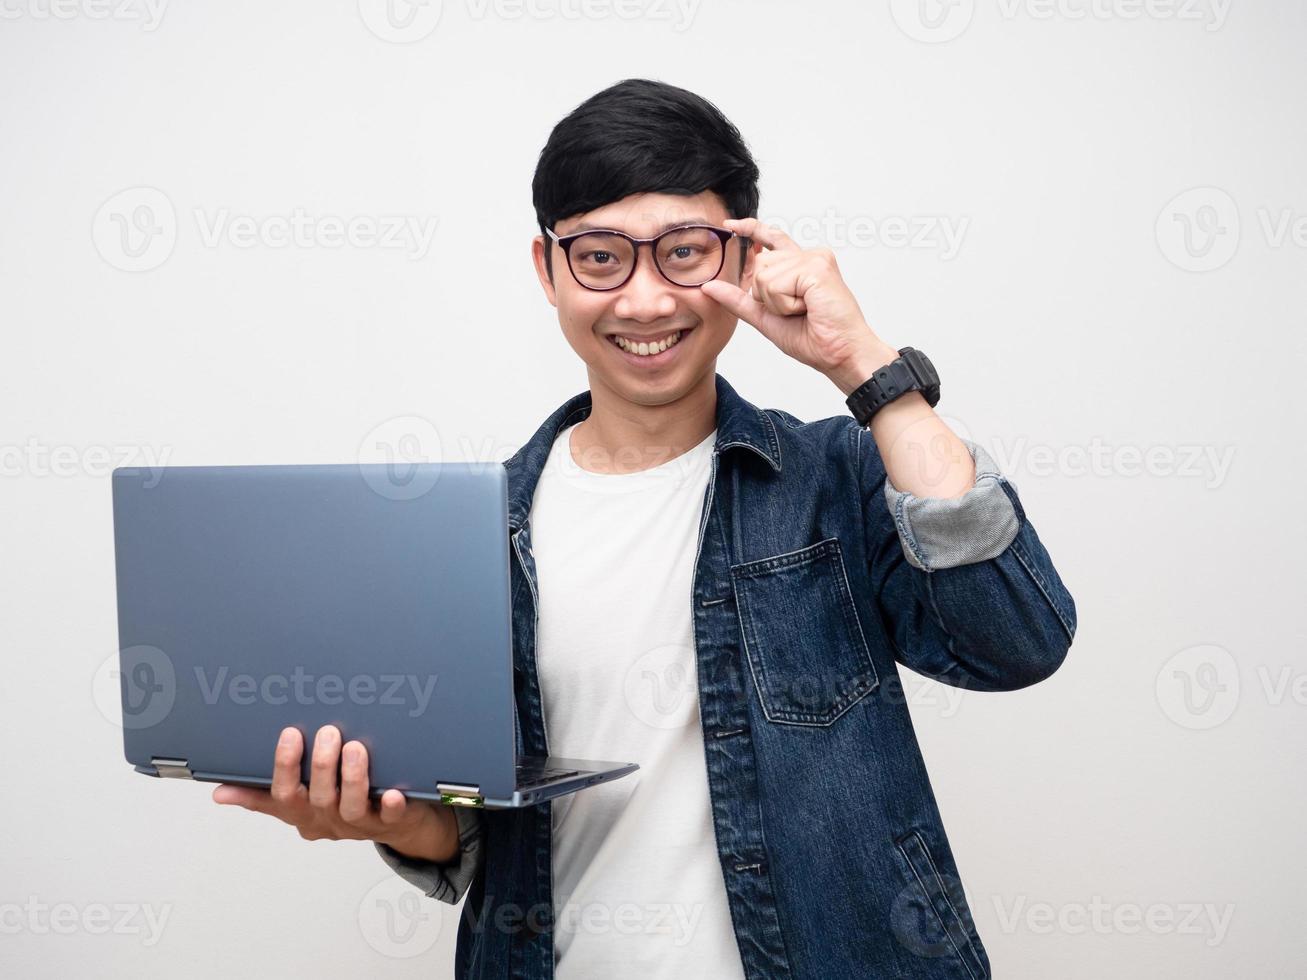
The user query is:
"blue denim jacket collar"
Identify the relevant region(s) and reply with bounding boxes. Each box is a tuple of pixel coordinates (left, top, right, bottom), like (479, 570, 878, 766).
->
(504, 371, 782, 531)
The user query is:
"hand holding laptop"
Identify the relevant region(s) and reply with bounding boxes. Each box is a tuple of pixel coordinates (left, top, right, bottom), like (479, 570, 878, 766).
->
(211, 724, 459, 864)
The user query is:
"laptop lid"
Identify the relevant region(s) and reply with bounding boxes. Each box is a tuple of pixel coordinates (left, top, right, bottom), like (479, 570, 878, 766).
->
(110, 461, 517, 802)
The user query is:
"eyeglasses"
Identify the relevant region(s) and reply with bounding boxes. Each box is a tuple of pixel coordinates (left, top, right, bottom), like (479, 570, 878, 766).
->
(545, 223, 746, 291)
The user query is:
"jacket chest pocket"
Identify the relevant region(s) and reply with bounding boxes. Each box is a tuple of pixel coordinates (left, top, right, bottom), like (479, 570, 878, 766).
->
(730, 537, 879, 726)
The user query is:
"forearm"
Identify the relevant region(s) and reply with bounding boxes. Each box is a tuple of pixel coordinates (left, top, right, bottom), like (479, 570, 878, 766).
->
(827, 336, 976, 500)
(853, 417, 1078, 691)
(375, 806, 487, 906)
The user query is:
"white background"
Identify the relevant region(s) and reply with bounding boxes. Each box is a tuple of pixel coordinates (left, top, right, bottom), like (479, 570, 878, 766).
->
(1, 1, 1303, 976)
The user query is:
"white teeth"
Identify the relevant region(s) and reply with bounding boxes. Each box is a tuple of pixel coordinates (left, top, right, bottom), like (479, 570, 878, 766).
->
(613, 330, 682, 356)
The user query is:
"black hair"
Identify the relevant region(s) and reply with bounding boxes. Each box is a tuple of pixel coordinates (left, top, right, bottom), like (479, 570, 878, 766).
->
(532, 78, 760, 280)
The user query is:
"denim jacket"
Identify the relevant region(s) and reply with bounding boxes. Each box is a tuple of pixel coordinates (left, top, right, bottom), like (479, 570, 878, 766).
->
(378, 372, 1077, 979)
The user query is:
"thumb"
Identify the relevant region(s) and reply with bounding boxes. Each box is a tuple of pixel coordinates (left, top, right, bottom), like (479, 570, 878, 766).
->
(700, 279, 785, 347)
(700, 279, 760, 325)
(212, 784, 267, 812)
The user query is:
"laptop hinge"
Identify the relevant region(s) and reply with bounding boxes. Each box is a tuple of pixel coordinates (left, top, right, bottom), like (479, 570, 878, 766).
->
(437, 782, 483, 808)
(152, 757, 193, 779)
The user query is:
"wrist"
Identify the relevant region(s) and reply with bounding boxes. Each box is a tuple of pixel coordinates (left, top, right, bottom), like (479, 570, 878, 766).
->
(827, 337, 901, 397)
(384, 803, 459, 863)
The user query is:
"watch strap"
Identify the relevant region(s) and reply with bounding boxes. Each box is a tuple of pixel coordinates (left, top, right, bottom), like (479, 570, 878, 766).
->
(845, 346, 941, 426)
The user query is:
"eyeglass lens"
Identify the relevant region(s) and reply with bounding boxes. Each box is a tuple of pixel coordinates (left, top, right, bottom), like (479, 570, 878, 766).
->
(568, 227, 724, 288)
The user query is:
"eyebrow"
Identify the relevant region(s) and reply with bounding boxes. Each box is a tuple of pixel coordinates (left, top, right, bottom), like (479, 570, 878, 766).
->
(566, 217, 716, 236)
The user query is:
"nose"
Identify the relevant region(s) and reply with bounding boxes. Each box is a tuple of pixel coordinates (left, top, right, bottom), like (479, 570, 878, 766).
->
(611, 244, 678, 323)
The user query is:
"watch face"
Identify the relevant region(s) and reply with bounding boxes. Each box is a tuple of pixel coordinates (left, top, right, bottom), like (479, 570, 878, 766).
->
(898, 349, 924, 382)
(848, 348, 941, 420)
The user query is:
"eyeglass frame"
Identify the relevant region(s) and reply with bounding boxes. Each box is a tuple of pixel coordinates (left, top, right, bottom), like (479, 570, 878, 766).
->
(544, 223, 750, 291)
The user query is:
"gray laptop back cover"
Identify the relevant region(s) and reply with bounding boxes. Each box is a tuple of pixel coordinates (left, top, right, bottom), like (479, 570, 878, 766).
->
(110, 462, 517, 801)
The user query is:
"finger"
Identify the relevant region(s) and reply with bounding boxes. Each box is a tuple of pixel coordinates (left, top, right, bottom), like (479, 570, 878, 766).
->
(377, 788, 411, 827)
(308, 724, 342, 809)
(766, 290, 807, 317)
(338, 740, 373, 825)
(745, 249, 800, 315)
(750, 266, 770, 309)
(212, 783, 272, 813)
(750, 271, 792, 316)
(699, 279, 790, 348)
(753, 263, 808, 317)
(270, 726, 307, 807)
(721, 217, 799, 252)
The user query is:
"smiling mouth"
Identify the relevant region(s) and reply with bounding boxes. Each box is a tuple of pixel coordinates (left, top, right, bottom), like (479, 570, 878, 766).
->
(606, 327, 691, 357)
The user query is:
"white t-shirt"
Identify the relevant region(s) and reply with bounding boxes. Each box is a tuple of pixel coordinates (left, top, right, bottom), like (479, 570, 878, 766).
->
(528, 421, 746, 979)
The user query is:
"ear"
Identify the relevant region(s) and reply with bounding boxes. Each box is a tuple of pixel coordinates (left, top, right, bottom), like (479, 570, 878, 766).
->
(531, 235, 558, 308)
(736, 236, 762, 294)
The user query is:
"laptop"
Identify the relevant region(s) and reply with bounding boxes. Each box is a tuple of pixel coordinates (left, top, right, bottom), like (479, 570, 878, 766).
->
(109, 459, 638, 809)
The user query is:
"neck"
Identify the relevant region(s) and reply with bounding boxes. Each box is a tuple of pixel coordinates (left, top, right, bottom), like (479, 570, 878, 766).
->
(570, 367, 718, 475)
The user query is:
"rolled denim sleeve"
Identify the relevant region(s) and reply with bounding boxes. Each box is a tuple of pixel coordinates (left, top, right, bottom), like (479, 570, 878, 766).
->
(854, 421, 1077, 691)
(374, 807, 485, 905)
(882, 438, 1020, 571)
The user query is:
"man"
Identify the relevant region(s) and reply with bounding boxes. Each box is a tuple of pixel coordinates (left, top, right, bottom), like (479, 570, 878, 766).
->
(214, 78, 1076, 978)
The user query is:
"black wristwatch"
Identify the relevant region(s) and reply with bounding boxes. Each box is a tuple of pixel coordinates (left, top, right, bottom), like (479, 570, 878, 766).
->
(845, 347, 941, 427)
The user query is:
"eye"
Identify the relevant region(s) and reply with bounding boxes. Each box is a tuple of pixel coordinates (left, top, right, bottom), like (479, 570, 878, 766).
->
(662, 243, 706, 263)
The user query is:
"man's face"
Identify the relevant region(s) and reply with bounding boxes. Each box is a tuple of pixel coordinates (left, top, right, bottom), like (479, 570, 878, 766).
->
(532, 190, 756, 406)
